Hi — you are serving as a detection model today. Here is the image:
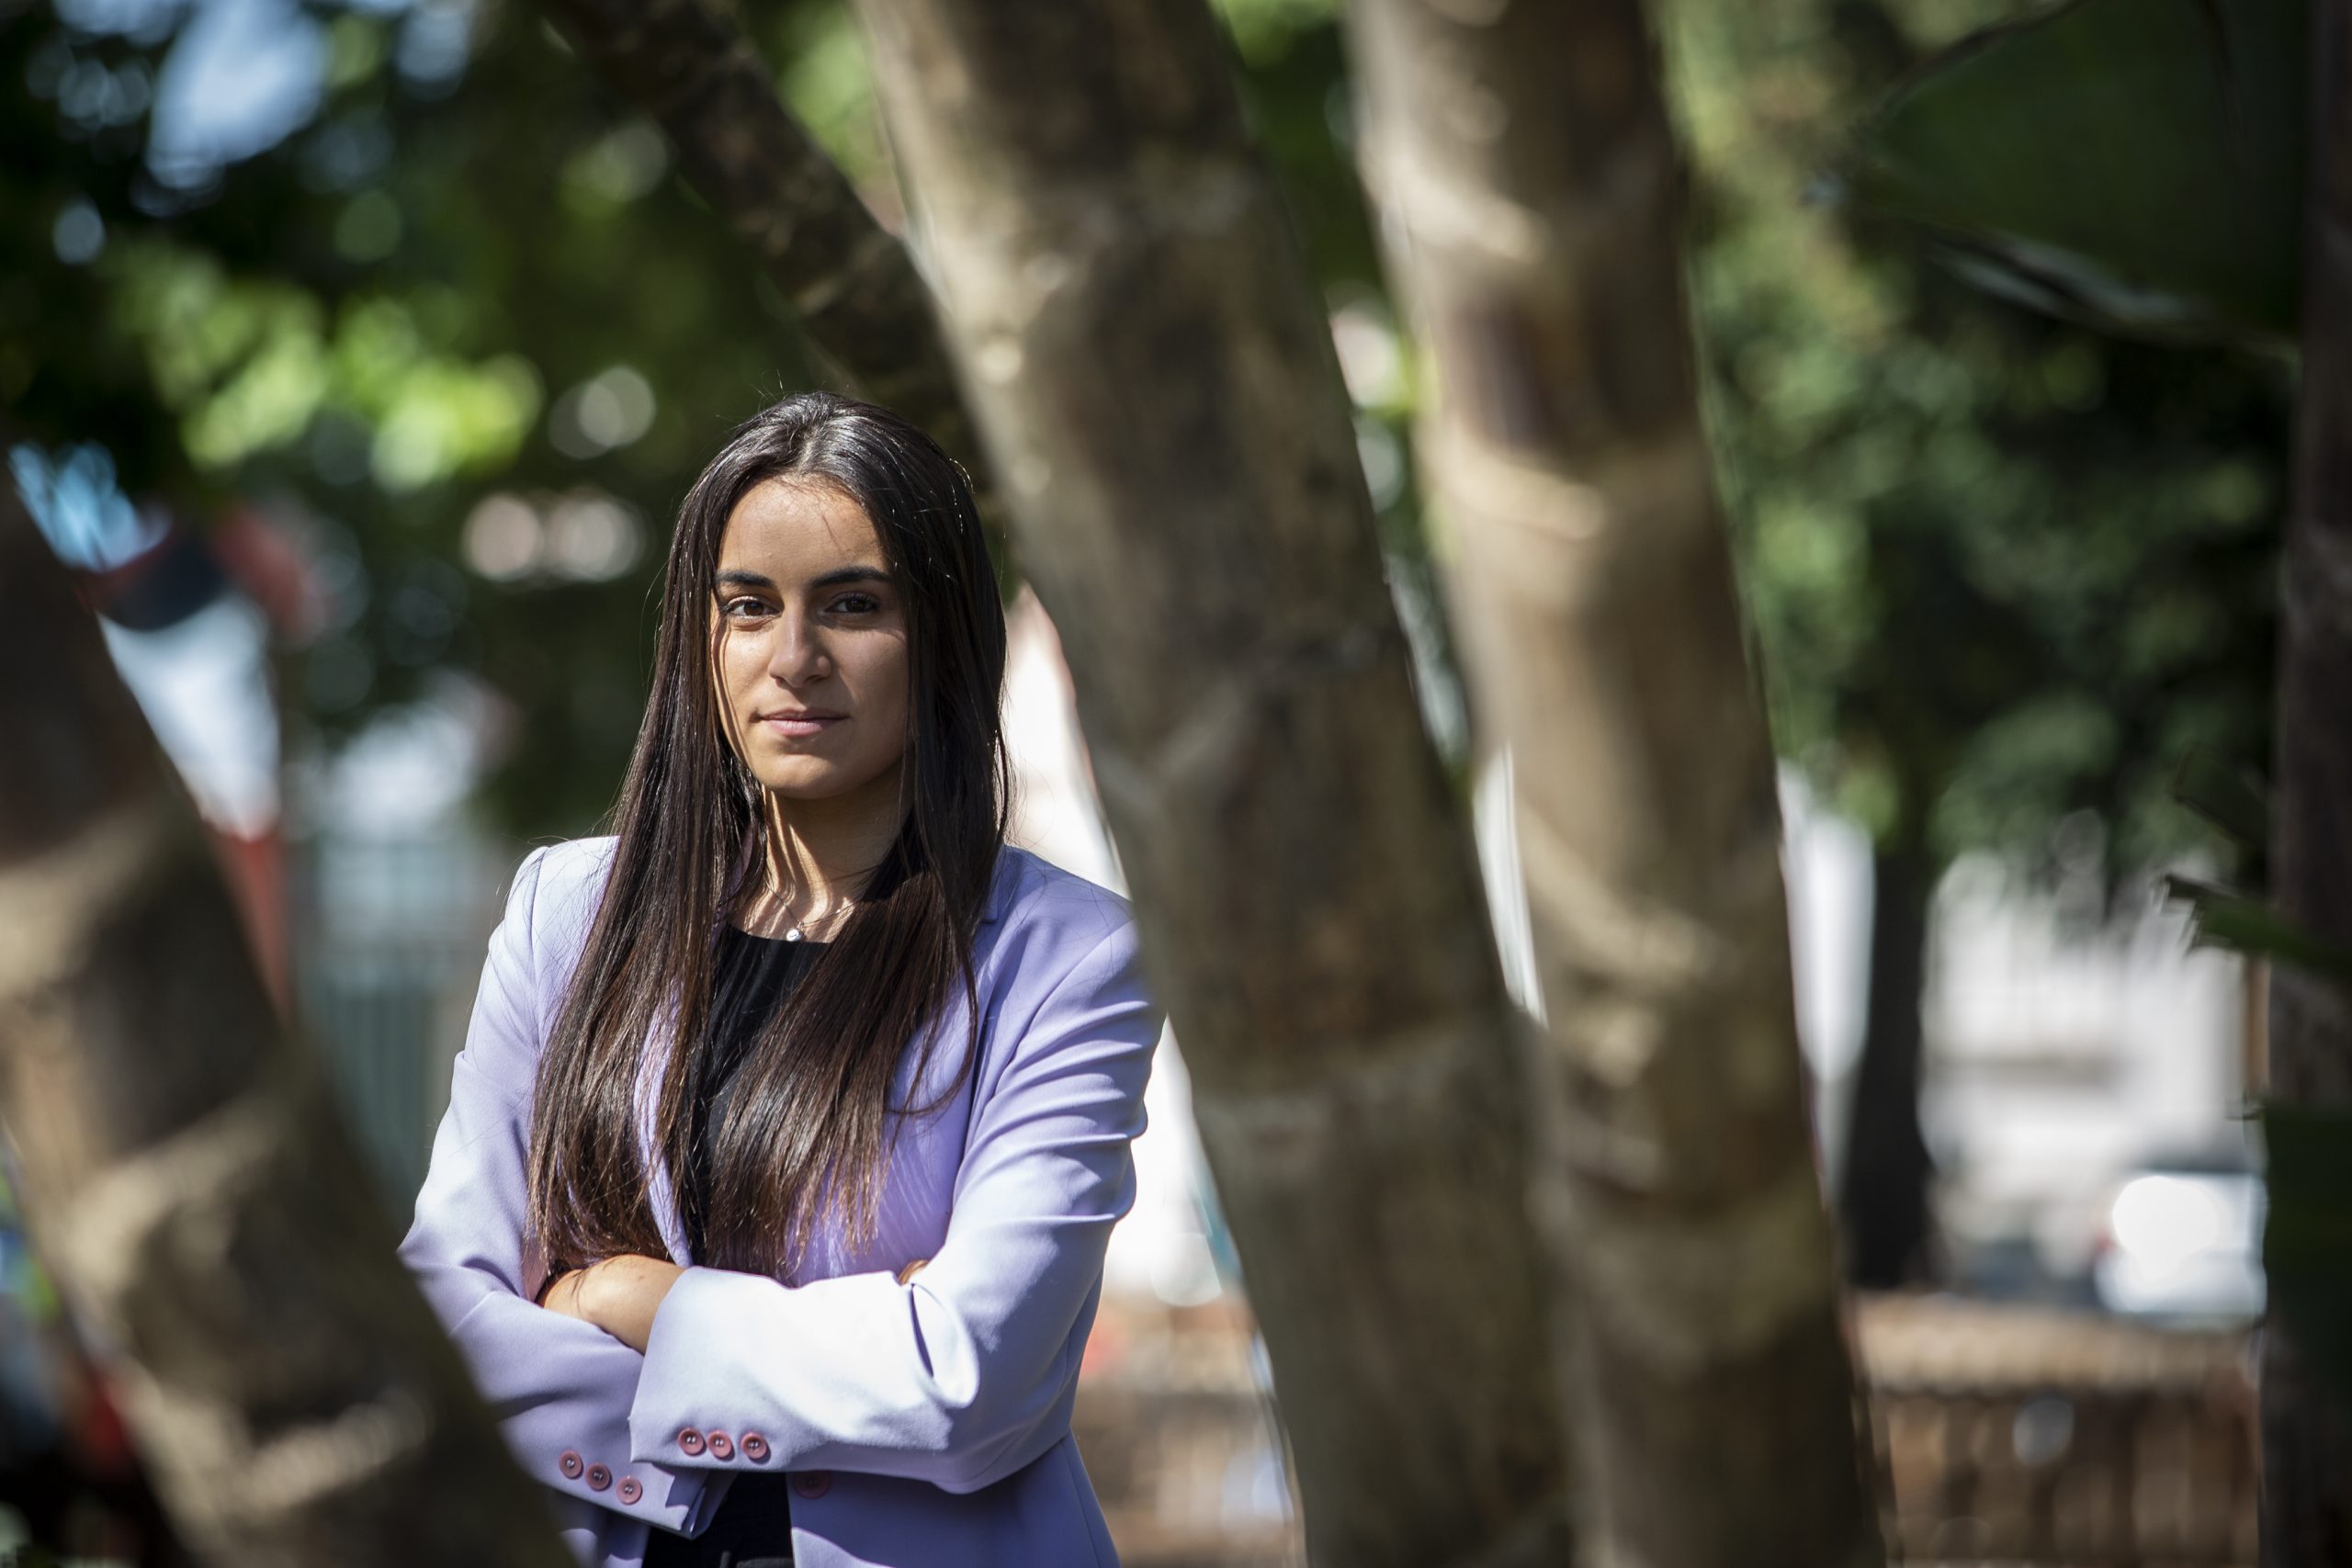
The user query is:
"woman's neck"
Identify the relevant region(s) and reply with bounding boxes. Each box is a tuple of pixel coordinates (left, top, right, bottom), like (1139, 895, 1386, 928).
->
(752, 767, 901, 914)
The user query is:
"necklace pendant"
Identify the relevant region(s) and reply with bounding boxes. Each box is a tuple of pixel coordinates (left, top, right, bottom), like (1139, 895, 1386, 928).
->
(783, 927, 804, 942)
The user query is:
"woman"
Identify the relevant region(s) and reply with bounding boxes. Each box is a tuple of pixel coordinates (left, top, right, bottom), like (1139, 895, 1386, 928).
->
(398, 391, 1164, 1568)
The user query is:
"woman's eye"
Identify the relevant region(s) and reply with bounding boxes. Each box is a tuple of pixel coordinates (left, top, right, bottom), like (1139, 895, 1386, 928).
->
(831, 592, 882, 615)
(722, 596, 771, 618)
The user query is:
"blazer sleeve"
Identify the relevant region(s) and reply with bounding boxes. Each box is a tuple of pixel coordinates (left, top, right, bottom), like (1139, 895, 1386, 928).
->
(626, 913, 1165, 1495)
(398, 844, 729, 1536)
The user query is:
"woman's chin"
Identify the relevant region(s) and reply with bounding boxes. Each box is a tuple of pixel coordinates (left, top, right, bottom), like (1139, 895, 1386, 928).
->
(754, 773, 846, 802)
(751, 763, 884, 805)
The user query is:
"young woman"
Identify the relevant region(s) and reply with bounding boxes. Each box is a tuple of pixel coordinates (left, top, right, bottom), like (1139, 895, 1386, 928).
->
(399, 391, 1164, 1568)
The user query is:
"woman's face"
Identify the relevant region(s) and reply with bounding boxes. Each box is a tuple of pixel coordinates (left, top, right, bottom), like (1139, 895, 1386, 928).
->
(709, 477, 911, 812)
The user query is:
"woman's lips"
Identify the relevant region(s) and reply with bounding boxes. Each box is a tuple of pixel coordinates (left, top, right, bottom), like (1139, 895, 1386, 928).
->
(759, 713, 845, 739)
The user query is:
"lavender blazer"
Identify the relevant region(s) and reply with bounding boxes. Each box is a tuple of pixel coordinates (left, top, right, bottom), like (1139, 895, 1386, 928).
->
(397, 836, 1165, 1568)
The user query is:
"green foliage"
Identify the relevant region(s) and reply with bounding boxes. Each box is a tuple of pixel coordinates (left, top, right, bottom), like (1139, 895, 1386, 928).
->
(2170, 743, 2270, 850)
(1209, 0, 1340, 67)
(106, 238, 543, 483)
(1849, 0, 2306, 345)
(1664, 0, 2285, 899)
(2158, 759, 2349, 981)
(6, 0, 2278, 880)
(766, 2, 893, 191)
(4, 0, 828, 832)
(2167, 875, 2352, 982)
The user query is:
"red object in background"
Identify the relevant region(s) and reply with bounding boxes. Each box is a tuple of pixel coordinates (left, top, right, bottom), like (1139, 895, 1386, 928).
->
(1080, 1307, 1130, 1381)
(72, 501, 314, 1022)
(190, 504, 317, 1017)
(206, 826, 290, 1019)
(70, 1359, 134, 1479)
(210, 502, 330, 645)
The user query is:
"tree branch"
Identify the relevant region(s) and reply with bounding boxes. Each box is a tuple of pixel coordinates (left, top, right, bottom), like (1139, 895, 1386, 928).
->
(0, 473, 573, 1568)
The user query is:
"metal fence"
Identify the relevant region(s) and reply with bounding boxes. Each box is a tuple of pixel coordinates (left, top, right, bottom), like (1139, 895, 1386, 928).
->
(1860, 1295, 2256, 1567)
(1075, 1294, 2259, 1568)
(288, 827, 508, 1216)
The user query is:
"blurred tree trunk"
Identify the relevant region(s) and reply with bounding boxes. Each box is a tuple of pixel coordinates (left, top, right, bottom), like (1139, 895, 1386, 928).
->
(0, 481, 571, 1567)
(844, 1, 1577, 1562)
(1838, 823, 1937, 1288)
(1347, 3, 1884, 1565)
(2265, 0, 2352, 1558)
(536, 0, 1011, 575)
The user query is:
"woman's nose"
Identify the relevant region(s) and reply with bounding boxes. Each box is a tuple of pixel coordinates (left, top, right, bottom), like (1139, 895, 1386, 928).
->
(767, 613, 831, 685)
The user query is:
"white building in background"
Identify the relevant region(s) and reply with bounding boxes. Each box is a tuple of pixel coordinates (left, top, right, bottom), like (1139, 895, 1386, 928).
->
(1919, 855, 2255, 1291)
(1781, 780, 2256, 1297)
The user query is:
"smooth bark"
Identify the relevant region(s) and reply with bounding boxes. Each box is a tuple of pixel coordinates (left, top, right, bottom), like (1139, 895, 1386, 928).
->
(844, 2, 1576, 1562)
(2265, 0, 2352, 1558)
(537, 0, 1009, 568)
(1838, 834, 1937, 1288)
(0, 484, 572, 1566)
(1347, 2, 1884, 1564)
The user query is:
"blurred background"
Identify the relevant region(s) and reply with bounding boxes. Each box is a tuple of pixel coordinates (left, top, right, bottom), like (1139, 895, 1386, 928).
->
(0, 0, 2283, 1562)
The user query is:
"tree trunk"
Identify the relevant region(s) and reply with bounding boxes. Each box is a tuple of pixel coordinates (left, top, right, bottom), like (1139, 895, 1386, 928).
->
(1346, 4, 1884, 1565)
(536, 0, 1010, 569)
(2265, 0, 2352, 1558)
(1838, 832, 1937, 1289)
(844, 2, 1576, 1562)
(0, 481, 571, 1565)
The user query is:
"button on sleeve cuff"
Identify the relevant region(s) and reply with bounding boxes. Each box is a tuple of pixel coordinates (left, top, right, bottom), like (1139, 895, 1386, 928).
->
(436, 1271, 731, 1535)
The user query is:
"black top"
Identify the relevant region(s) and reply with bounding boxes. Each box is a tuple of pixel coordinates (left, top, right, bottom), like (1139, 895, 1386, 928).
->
(646, 924, 824, 1568)
(678, 925, 826, 1263)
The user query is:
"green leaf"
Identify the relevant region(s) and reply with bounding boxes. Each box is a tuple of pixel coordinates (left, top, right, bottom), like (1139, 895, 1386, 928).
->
(1846, 0, 2307, 346)
(2170, 745, 2270, 850)
(2164, 875, 2352, 983)
(2263, 1105, 2352, 1418)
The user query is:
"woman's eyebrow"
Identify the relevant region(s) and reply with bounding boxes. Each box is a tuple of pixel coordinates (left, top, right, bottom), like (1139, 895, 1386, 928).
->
(713, 566, 891, 591)
(809, 565, 892, 589)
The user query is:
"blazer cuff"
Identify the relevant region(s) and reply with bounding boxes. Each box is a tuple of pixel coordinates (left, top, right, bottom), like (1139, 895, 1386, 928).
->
(447, 1287, 732, 1535)
(628, 1263, 934, 1476)
(629, 1265, 830, 1472)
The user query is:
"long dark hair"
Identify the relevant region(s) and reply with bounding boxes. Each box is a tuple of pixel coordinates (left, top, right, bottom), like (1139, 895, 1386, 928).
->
(525, 390, 1010, 1276)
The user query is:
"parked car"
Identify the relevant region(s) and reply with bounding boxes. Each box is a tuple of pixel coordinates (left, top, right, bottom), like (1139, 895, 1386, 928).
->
(2090, 1145, 2265, 1325)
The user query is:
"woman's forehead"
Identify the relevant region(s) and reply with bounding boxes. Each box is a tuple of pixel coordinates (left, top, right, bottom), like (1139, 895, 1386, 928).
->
(719, 478, 886, 573)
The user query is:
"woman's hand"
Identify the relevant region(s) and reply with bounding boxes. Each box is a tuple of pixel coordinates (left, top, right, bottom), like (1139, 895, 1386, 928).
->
(537, 1255, 684, 1353)
(537, 1264, 592, 1319)
(540, 1254, 922, 1347)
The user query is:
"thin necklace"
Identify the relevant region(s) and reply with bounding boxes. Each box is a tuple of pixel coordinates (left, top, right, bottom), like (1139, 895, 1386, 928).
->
(751, 883, 853, 943)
